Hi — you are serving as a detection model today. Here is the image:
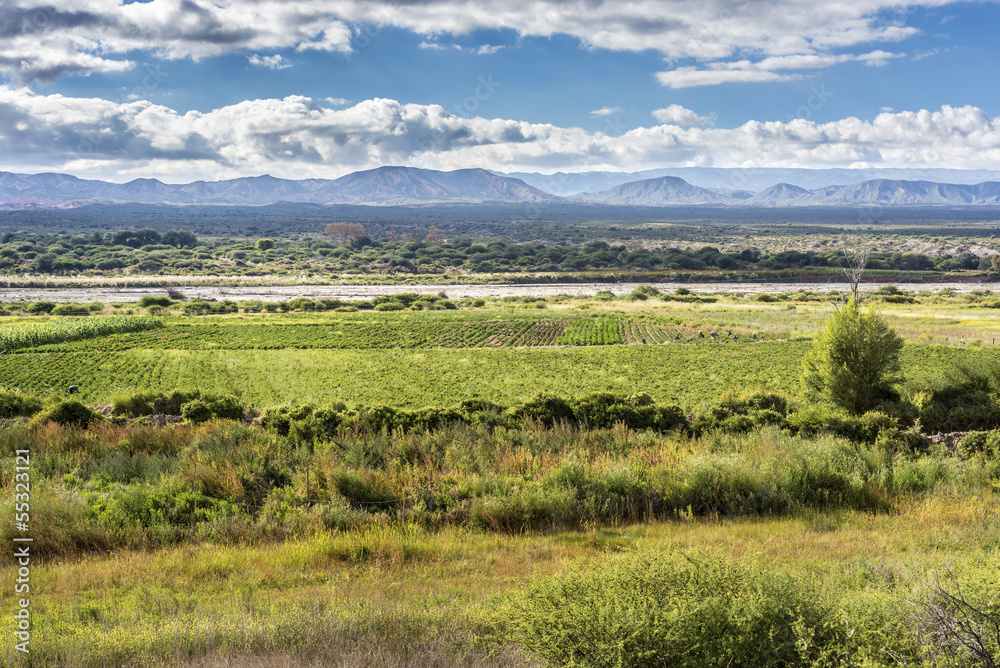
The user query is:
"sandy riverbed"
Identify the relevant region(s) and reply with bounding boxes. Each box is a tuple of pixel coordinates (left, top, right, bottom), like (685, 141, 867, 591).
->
(1, 281, 996, 303)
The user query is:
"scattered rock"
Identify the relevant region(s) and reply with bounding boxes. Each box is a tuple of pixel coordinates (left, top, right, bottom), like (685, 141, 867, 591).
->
(927, 431, 969, 450)
(128, 414, 184, 426)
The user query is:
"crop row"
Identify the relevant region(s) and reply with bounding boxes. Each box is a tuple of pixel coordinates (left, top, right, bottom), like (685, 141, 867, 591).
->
(21, 317, 772, 354)
(1, 343, 988, 410)
(0, 316, 163, 352)
(622, 321, 756, 345)
(556, 318, 625, 346)
(0, 345, 806, 408)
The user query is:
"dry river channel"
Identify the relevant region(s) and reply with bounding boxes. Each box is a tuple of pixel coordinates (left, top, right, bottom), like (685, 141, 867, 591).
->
(1, 281, 998, 303)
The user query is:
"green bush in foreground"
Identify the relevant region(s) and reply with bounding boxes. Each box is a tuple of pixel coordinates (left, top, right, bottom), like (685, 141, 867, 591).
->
(500, 552, 843, 668)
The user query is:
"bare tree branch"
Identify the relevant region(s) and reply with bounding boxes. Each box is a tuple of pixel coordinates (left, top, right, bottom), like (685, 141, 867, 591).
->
(843, 245, 870, 304)
(914, 574, 999, 667)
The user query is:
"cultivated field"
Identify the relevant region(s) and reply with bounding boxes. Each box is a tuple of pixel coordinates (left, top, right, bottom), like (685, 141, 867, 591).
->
(1, 288, 998, 667)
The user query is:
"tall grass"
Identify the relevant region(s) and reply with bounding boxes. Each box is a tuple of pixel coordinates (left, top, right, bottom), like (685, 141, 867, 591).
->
(5, 597, 535, 668)
(1, 419, 995, 560)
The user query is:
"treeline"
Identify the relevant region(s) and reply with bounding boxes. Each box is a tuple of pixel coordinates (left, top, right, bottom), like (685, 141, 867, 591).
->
(0, 229, 995, 276)
(319, 238, 994, 274)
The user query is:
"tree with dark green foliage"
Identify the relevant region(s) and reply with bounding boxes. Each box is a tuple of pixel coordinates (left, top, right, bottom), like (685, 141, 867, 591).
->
(802, 298, 905, 415)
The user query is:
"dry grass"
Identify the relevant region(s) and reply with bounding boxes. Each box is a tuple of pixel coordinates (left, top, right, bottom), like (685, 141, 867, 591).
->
(2, 492, 997, 667)
(177, 642, 537, 668)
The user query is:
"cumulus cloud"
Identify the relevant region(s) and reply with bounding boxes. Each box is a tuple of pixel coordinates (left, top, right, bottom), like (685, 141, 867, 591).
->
(3, 87, 999, 180)
(248, 54, 290, 69)
(591, 106, 623, 116)
(0, 0, 959, 83)
(651, 105, 716, 127)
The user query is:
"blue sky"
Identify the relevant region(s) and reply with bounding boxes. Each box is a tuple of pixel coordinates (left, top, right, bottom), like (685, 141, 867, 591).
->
(1, 0, 999, 181)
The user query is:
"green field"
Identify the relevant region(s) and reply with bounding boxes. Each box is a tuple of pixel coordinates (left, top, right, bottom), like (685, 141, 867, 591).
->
(3, 335, 994, 408)
(16, 315, 762, 353)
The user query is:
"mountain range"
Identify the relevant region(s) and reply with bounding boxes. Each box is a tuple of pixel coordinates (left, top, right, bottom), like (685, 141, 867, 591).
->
(502, 167, 1000, 194)
(3, 166, 1000, 209)
(0, 167, 556, 209)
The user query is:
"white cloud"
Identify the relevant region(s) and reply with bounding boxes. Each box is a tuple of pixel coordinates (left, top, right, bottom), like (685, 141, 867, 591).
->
(657, 50, 904, 88)
(3, 87, 1000, 180)
(656, 67, 799, 88)
(591, 106, 623, 116)
(855, 50, 903, 66)
(651, 104, 716, 127)
(0, 0, 960, 82)
(248, 54, 291, 70)
(422, 41, 505, 54)
(325, 97, 350, 106)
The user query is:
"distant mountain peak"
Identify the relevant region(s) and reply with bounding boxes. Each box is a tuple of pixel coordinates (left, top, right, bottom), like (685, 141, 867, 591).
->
(4, 168, 1000, 209)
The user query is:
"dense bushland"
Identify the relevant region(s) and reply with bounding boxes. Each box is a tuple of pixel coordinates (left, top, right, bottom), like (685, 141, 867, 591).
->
(0, 229, 994, 277)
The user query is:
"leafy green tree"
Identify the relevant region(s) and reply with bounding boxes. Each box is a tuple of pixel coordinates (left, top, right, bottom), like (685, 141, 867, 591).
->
(802, 299, 905, 415)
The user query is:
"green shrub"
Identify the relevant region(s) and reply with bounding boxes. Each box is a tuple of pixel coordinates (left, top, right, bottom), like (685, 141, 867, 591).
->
(32, 400, 103, 428)
(259, 403, 314, 436)
(152, 389, 202, 415)
(0, 388, 43, 418)
(110, 390, 159, 417)
(509, 393, 575, 427)
(625, 285, 660, 301)
(137, 296, 173, 308)
(180, 399, 214, 424)
(27, 300, 56, 314)
(318, 496, 370, 530)
(181, 394, 245, 424)
(572, 392, 687, 432)
(373, 301, 405, 312)
(499, 552, 838, 668)
(914, 363, 1000, 432)
(959, 430, 1000, 459)
(802, 299, 905, 415)
(51, 303, 89, 316)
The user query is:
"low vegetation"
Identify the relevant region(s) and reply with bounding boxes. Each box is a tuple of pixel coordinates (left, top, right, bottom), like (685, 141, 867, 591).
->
(1, 291, 998, 667)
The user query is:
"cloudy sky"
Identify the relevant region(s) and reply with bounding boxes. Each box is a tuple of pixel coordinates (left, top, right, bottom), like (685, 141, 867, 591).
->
(1, 0, 999, 182)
